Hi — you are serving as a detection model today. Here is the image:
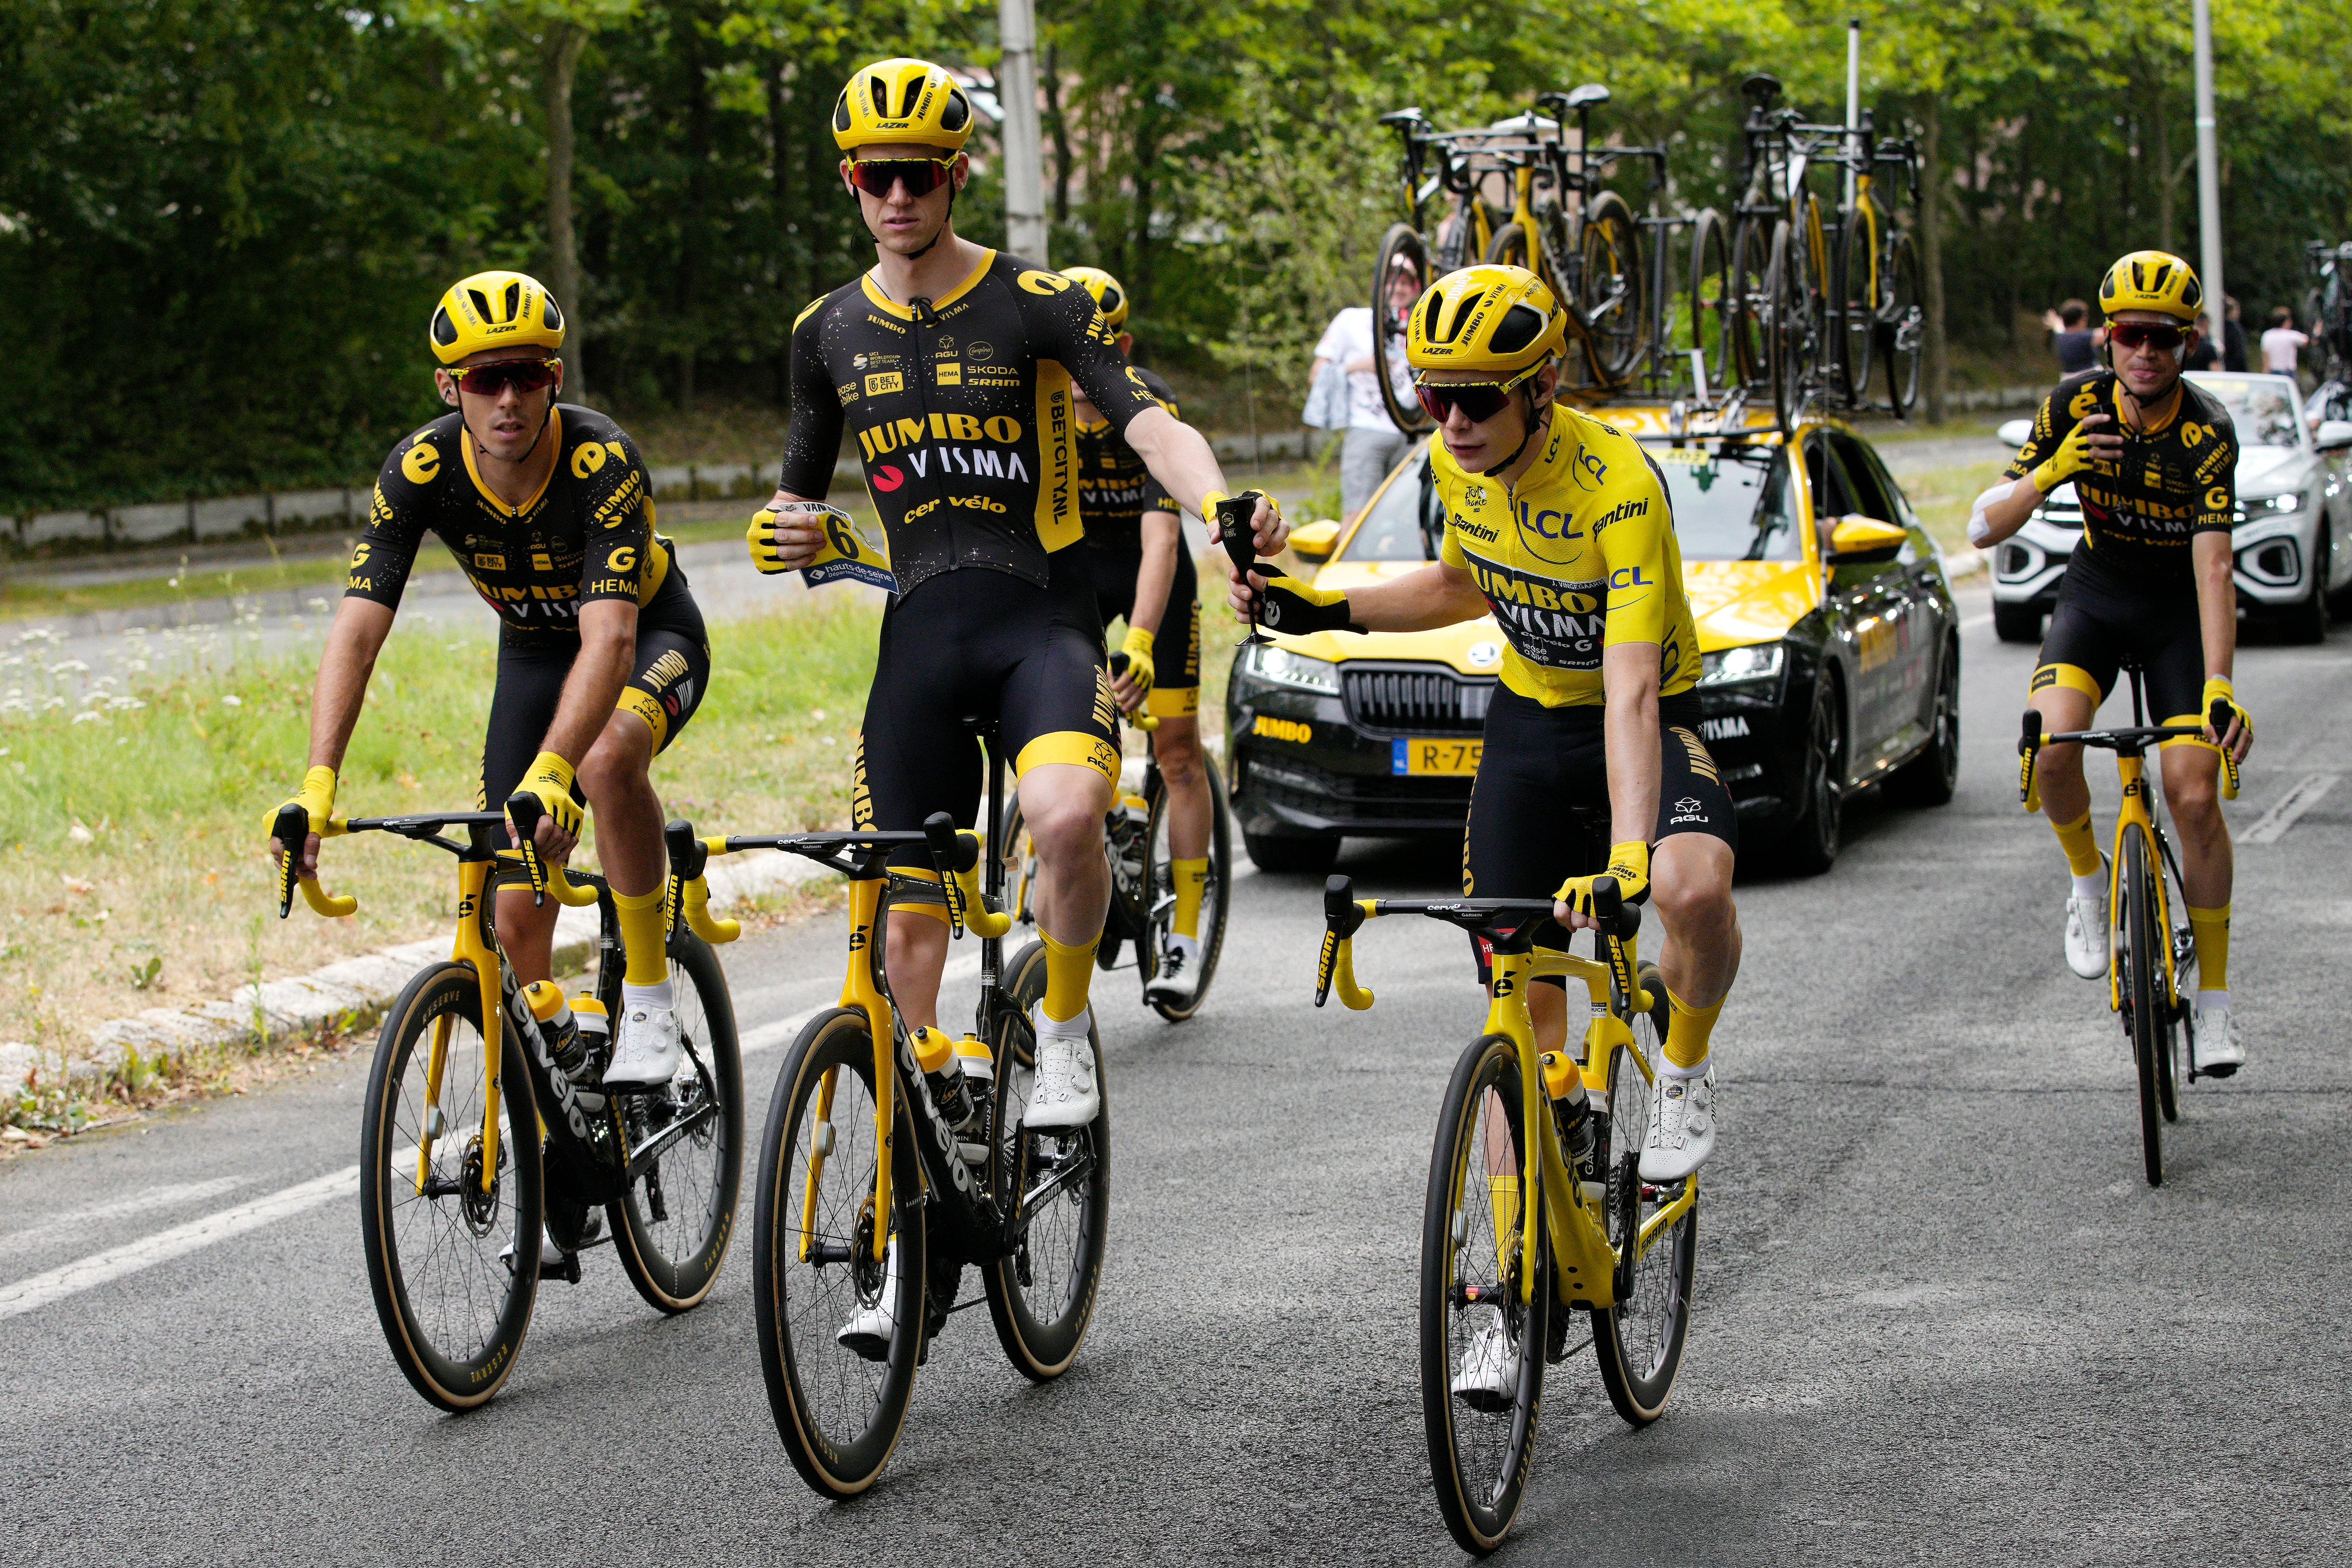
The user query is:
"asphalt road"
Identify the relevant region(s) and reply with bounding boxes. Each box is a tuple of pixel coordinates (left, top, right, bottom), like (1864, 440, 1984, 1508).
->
(5, 589, 2349, 1566)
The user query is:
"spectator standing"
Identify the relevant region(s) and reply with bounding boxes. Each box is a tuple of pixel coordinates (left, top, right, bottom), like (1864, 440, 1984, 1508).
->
(2185, 313, 2223, 372)
(2041, 299, 2103, 375)
(2261, 307, 2310, 385)
(1310, 256, 1420, 521)
(2223, 295, 2250, 372)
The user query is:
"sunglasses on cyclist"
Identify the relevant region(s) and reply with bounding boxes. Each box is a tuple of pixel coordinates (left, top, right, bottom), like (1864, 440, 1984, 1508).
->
(1412, 365, 1544, 424)
(846, 156, 960, 199)
(2108, 323, 2186, 353)
(446, 358, 561, 397)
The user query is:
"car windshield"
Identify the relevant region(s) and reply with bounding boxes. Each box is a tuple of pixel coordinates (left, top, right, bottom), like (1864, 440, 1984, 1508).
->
(1339, 444, 1443, 562)
(2187, 375, 2304, 449)
(1647, 442, 1801, 561)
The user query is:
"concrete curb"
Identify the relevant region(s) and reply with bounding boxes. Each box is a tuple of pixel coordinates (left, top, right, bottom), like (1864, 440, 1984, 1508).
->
(1945, 547, 1985, 580)
(1, 849, 829, 1094)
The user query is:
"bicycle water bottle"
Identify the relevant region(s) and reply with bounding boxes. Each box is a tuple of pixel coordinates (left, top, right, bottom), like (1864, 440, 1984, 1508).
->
(1541, 1050, 1600, 1183)
(572, 995, 611, 1076)
(523, 981, 586, 1076)
(911, 1025, 976, 1131)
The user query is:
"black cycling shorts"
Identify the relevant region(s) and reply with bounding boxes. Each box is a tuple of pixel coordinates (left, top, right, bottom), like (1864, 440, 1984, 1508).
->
(853, 551, 1120, 869)
(478, 579, 710, 811)
(1087, 543, 1200, 717)
(2032, 550, 2210, 745)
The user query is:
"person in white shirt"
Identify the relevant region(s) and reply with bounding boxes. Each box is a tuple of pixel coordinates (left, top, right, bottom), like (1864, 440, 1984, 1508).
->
(1311, 257, 1420, 520)
(2261, 307, 2310, 382)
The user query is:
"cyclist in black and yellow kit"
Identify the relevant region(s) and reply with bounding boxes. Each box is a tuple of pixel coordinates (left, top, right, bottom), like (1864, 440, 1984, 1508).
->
(267, 270, 710, 1103)
(751, 58, 1282, 1134)
(1059, 264, 1216, 1006)
(1973, 250, 2254, 1069)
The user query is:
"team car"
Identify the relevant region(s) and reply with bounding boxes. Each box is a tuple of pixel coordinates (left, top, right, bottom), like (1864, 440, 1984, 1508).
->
(1990, 372, 2352, 644)
(1225, 407, 1963, 877)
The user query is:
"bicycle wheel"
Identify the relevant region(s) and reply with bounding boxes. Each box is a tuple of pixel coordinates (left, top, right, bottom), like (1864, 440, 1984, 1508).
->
(1837, 212, 1877, 406)
(1687, 208, 1735, 395)
(1373, 223, 1435, 435)
(1728, 217, 1771, 389)
(1143, 753, 1232, 1021)
(609, 931, 744, 1313)
(984, 938, 1112, 1379)
(1580, 190, 1646, 385)
(1594, 963, 1695, 1425)
(359, 961, 543, 1412)
(752, 1007, 926, 1497)
(1764, 220, 1812, 431)
(1882, 231, 1924, 416)
(1421, 1033, 1547, 1556)
(2120, 830, 2171, 1187)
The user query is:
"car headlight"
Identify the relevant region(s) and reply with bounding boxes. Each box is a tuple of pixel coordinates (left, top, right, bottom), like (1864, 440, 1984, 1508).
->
(2243, 492, 2300, 515)
(1244, 643, 1341, 694)
(1698, 643, 1784, 687)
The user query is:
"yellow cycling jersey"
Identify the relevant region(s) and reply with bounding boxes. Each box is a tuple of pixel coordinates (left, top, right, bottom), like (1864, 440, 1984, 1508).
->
(1432, 407, 1701, 708)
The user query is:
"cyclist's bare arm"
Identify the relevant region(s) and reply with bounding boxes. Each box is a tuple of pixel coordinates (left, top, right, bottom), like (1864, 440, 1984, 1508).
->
(1128, 509, 1181, 639)
(2194, 531, 2249, 759)
(1227, 558, 1486, 630)
(1124, 405, 1288, 558)
(272, 596, 395, 876)
(520, 597, 640, 860)
(1558, 644, 1662, 931)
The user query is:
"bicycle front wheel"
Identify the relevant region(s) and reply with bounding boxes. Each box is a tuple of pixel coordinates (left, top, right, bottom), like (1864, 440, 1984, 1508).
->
(1764, 220, 1812, 430)
(1728, 217, 1771, 388)
(609, 930, 744, 1313)
(1421, 1034, 1547, 1556)
(1882, 231, 1925, 416)
(1143, 752, 1232, 1021)
(1595, 963, 1695, 1424)
(2121, 830, 2174, 1186)
(1837, 212, 1878, 405)
(359, 961, 543, 1412)
(1687, 208, 1735, 394)
(1579, 190, 1646, 384)
(752, 1007, 926, 1497)
(1373, 223, 1435, 434)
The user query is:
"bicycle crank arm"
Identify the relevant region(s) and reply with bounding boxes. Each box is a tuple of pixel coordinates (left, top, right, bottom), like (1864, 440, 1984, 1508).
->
(623, 1098, 720, 1179)
(1017, 1145, 1097, 1218)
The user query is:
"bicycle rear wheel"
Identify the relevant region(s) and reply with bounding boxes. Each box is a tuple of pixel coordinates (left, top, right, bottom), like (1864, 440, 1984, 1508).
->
(1765, 220, 1812, 431)
(1143, 753, 1232, 1021)
(985, 939, 1112, 1379)
(1580, 191, 1646, 385)
(1687, 208, 1735, 395)
(1421, 1034, 1547, 1556)
(1882, 231, 1925, 416)
(1837, 213, 1878, 406)
(1594, 963, 1695, 1424)
(2120, 830, 2171, 1187)
(1728, 217, 1771, 390)
(753, 1007, 926, 1497)
(1374, 223, 1436, 435)
(609, 931, 744, 1313)
(359, 961, 543, 1412)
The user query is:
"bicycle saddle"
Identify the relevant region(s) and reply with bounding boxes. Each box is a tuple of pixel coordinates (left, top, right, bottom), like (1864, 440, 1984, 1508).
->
(1740, 72, 1782, 103)
(1562, 83, 1611, 111)
(960, 713, 1001, 741)
(1379, 108, 1430, 128)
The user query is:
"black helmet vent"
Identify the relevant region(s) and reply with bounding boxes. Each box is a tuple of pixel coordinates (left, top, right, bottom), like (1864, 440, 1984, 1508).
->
(1490, 303, 1544, 356)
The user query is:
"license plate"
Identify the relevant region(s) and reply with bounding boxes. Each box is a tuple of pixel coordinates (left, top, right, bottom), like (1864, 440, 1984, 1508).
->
(1392, 738, 1483, 776)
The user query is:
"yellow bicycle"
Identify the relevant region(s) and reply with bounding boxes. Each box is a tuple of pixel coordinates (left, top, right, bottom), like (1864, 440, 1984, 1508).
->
(1313, 870, 1695, 1553)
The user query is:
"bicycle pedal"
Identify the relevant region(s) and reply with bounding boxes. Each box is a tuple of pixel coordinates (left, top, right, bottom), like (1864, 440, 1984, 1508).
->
(540, 1252, 582, 1284)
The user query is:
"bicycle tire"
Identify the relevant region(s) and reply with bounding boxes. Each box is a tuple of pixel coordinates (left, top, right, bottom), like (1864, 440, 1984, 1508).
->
(1580, 190, 1646, 385)
(1687, 208, 1735, 395)
(984, 938, 1112, 1379)
(608, 930, 745, 1313)
(1143, 752, 1232, 1021)
(1728, 217, 1771, 389)
(1764, 220, 1811, 431)
(752, 1006, 927, 1497)
(359, 960, 543, 1412)
(1595, 963, 1695, 1425)
(2121, 830, 2169, 1187)
(1883, 231, 1924, 416)
(1421, 1033, 1547, 1556)
(1837, 211, 1877, 406)
(1373, 223, 1435, 435)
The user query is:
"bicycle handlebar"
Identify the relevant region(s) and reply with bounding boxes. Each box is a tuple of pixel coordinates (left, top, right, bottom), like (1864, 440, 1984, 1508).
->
(2018, 699, 2241, 812)
(271, 802, 358, 919)
(664, 811, 1007, 944)
(1313, 873, 1643, 1010)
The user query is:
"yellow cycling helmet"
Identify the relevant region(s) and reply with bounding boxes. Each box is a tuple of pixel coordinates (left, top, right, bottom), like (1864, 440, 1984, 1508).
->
(832, 58, 974, 153)
(429, 271, 565, 365)
(1405, 264, 1565, 385)
(2098, 250, 2203, 324)
(1061, 266, 1129, 330)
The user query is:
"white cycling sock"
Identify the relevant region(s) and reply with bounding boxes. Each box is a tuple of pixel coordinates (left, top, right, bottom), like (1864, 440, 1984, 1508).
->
(1033, 1002, 1090, 1039)
(1658, 1052, 1709, 1080)
(623, 979, 675, 1012)
(1165, 932, 1200, 962)
(2196, 987, 2230, 1014)
(2070, 870, 2105, 904)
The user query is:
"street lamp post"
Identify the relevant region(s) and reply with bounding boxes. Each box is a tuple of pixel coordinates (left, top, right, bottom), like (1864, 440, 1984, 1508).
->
(2193, 0, 2224, 345)
(997, 0, 1049, 264)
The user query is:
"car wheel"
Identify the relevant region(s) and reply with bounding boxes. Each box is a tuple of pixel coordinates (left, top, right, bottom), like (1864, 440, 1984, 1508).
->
(1991, 602, 2043, 644)
(1243, 830, 1338, 877)
(1884, 637, 1960, 807)
(2277, 521, 2332, 644)
(1775, 671, 1845, 876)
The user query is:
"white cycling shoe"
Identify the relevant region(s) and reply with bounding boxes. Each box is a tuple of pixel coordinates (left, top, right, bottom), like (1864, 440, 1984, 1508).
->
(1451, 1313, 1522, 1412)
(1143, 934, 1201, 1007)
(603, 1004, 683, 1090)
(1025, 1007, 1100, 1130)
(501, 1213, 599, 1274)
(1640, 1064, 1716, 1182)
(835, 1238, 900, 1362)
(2065, 867, 2111, 980)
(2195, 997, 2246, 1076)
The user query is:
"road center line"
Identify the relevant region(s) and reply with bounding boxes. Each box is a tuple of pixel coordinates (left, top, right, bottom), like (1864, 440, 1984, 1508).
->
(0, 1176, 251, 1255)
(2239, 772, 2339, 844)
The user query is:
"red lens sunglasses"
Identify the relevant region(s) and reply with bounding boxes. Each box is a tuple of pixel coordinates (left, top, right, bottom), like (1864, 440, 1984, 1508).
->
(847, 157, 959, 199)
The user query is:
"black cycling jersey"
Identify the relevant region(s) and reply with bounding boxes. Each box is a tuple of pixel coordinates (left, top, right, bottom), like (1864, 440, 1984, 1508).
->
(2005, 370, 2239, 586)
(1076, 365, 1182, 552)
(777, 249, 1168, 598)
(348, 404, 682, 630)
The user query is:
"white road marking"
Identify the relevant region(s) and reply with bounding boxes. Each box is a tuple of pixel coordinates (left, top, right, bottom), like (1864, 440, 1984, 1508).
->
(0, 1166, 357, 1322)
(2239, 773, 2339, 845)
(0, 1177, 250, 1255)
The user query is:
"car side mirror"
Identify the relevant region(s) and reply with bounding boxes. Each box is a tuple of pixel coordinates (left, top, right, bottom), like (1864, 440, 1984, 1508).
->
(1287, 519, 1343, 563)
(2316, 419, 2352, 454)
(1826, 516, 1908, 565)
(1996, 417, 2034, 448)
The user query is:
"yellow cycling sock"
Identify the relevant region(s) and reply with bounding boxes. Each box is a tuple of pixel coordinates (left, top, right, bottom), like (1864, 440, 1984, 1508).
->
(1040, 929, 1098, 1024)
(2187, 903, 2231, 992)
(612, 887, 669, 987)
(2052, 812, 2103, 878)
(1171, 857, 1210, 941)
(1486, 1174, 1520, 1275)
(1663, 989, 1723, 1072)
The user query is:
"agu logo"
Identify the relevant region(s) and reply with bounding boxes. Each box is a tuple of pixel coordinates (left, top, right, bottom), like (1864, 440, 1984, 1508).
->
(872, 465, 906, 493)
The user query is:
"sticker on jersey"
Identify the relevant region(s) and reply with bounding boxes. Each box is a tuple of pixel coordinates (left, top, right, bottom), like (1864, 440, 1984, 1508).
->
(571, 442, 609, 478)
(2205, 485, 2230, 511)
(1017, 271, 1075, 296)
(970, 340, 995, 361)
(866, 372, 904, 396)
(1455, 549, 1605, 670)
(2181, 421, 2214, 449)
(401, 441, 440, 484)
(1514, 499, 1586, 566)
(785, 501, 897, 593)
(474, 551, 506, 571)
(2069, 384, 2102, 421)
(836, 382, 859, 406)
(871, 465, 905, 492)
(935, 363, 962, 386)
(606, 546, 636, 574)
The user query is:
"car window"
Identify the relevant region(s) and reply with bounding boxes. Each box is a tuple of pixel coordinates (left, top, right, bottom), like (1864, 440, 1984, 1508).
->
(1649, 441, 1801, 561)
(1829, 432, 1898, 524)
(2185, 374, 2304, 449)
(1338, 445, 1442, 562)
(1804, 431, 1857, 518)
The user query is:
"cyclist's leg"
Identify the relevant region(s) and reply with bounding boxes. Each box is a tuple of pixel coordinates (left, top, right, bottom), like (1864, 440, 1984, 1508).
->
(2030, 573, 2122, 877)
(1461, 688, 1592, 1059)
(1145, 554, 1212, 943)
(485, 630, 579, 987)
(1648, 720, 1742, 1074)
(2146, 613, 2238, 1051)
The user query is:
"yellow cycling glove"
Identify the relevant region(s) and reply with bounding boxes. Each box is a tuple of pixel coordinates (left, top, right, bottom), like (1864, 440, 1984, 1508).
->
(1554, 841, 1651, 918)
(2201, 675, 2252, 744)
(2030, 421, 2102, 495)
(512, 750, 585, 839)
(1117, 624, 1156, 701)
(266, 764, 339, 842)
(747, 508, 793, 575)
(1254, 564, 1361, 635)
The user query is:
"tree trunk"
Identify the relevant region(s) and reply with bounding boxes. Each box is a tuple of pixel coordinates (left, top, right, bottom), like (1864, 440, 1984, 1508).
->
(768, 55, 797, 405)
(1131, 115, 1158, 320)
(2154, 104, 2175, 254)
(540, 22, 588, 402)
(1918, 93, 1948, 424)
(674, 3, 711, 413)
(1042, 43, 1072, 227)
